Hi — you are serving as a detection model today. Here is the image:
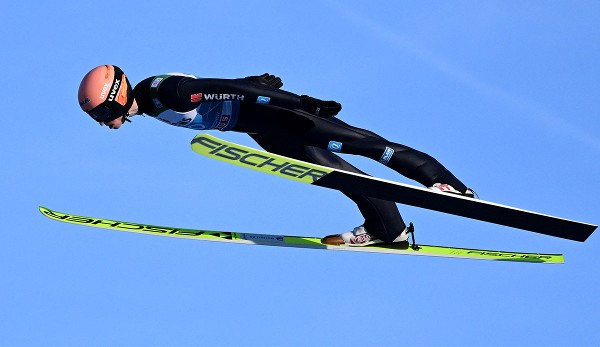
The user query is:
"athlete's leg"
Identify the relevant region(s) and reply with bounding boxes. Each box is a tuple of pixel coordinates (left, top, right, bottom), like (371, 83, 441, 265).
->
(248, 133, 407, 243)
(316, 117, 469, 192)
(235, 104, 468, 193)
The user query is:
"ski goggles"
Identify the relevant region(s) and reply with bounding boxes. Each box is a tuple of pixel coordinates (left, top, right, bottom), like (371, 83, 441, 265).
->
(87, 104, 132, 123)
(87, 104, 122, 123)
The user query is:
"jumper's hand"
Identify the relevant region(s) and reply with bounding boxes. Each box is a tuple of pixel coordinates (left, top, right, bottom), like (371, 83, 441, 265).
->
(244, 73, 283, 89)
(300, 95, 342, 117)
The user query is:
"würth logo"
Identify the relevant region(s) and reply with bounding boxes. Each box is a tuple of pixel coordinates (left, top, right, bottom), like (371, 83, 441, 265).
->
(204, 93, 245, 101)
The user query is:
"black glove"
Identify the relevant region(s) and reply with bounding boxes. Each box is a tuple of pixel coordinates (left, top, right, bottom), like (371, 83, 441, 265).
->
(244, 73, 283, 89)
(300, 95, 342, 118)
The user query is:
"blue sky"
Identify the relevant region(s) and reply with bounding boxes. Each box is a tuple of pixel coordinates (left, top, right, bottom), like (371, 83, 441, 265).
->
(1, 1, 599, 346)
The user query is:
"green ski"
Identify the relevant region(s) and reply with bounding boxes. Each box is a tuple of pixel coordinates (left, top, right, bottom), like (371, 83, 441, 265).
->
(40, 206, 564, 263)
(190, 133, 596, 242)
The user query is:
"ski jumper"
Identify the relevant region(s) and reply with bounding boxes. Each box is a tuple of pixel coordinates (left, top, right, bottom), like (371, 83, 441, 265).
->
(133, 74, 468, 242)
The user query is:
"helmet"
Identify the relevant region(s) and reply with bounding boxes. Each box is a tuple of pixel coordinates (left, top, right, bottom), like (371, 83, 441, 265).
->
(78, 65, 134, 123)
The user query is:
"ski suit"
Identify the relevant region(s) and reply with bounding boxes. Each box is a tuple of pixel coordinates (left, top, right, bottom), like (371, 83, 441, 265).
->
(133, 73, 468, 242)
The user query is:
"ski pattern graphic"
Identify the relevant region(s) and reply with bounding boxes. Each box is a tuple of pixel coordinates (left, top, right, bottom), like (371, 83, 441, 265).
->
(190, 134, 596, 242)
(40, 207, 564, 264)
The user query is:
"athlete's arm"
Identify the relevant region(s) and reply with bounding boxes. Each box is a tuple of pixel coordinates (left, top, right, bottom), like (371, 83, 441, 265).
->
(189, 77, 301, 108)
(158, 75, 342, 117)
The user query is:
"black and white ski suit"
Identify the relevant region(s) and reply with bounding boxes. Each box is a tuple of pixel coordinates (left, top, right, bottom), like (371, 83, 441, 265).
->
(133, 73, 468, 242)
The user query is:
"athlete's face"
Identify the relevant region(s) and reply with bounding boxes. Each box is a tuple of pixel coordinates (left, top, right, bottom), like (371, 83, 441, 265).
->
(98, 100, 137, 129)
(100, 116, 125, 130)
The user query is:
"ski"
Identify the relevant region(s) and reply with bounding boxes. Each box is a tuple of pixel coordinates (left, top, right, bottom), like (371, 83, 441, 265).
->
(40, 206, 564, 264)
(190, 133, 597, 242)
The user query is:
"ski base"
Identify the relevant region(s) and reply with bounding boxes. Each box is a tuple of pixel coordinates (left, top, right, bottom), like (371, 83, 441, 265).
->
(40, 207, 564, 264)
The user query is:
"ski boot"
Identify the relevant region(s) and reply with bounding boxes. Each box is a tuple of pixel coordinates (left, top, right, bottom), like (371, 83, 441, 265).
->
(321, 224, 413, 248)
(429, 183, 477, 198)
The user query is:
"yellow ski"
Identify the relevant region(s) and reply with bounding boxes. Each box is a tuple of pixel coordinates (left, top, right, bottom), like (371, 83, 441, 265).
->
(40, 206, 564, 264)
